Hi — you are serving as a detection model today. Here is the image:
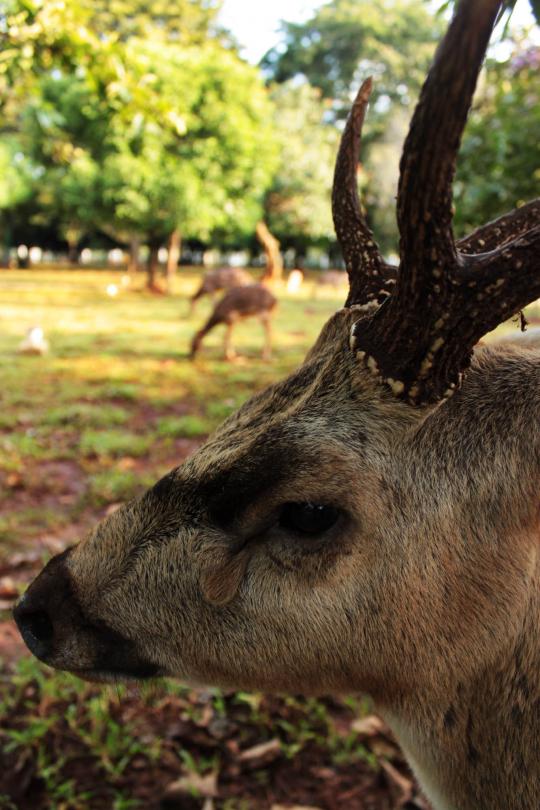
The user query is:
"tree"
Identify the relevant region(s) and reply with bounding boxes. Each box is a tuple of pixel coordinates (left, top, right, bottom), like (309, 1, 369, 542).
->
(0, 137, 36, 263)
(86, 0, 223, 43)
(4, 1, 277, 283)
(262, 0, 443, 255)
(18, 70, 111, 260)
(454, 41, 540, 236)
(263, 82, 339, 262)
(262, 0, 442, 126)
(98, 40, 277, 289)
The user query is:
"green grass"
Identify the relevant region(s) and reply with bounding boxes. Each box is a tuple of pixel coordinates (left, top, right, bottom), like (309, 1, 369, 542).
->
(156, 414, 211, 438)
(43, 403, 130, 428)
(80, 429, 153, 458)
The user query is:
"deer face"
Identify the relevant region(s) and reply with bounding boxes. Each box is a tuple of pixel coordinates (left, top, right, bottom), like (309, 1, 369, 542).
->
(13, 309, 422, 694)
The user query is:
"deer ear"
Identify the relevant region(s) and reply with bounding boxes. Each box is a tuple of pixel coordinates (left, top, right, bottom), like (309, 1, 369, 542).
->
(200, 549, 250, 607)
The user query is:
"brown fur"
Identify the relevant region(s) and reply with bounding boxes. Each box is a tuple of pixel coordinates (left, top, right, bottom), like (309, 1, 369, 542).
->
(14, 306, 540, 810)
(189, 266, 252, 314)
(190, 283, 276, 360)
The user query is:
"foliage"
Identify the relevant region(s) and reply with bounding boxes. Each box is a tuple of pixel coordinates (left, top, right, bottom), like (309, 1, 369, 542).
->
(86, 0, 223, 43)
(262, 0, 442, 126)
(0, 0, 537, 258)
(0, 136, 37, 252)
(261, 0, 442, 254)
(265, 82, 339, 251)
(3, 1, 277, 257)
(99, 41, 277, 247)
(454, 42, 540, 236)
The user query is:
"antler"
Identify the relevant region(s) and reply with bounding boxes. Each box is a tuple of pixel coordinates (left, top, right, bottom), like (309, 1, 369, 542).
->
(339, 0, 540, 405)
(458, 199, 540, 254)
(333, 97, 538, 294)
(332, 79, 397, 308)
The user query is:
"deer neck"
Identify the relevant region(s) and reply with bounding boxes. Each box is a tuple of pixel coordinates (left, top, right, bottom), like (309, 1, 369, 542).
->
(379, 347, 540, 810)
(381, 579, 540, 810)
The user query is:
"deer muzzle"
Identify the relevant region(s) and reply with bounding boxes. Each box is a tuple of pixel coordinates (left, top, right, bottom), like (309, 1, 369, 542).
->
(13, 549, 160, 682)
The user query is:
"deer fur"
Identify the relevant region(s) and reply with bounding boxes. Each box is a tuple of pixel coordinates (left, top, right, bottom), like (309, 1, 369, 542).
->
(13, 1, 540, 807)
(189, 266, 252, 315)
(189, 283, 276, 360)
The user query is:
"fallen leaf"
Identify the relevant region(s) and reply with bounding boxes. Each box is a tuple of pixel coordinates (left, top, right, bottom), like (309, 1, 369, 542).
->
(118, 457, 136, 470)
(238, 737, 281, 764)
(271, 805, 323, 810)
(6, 472, 23, 489)
(162, 769, 218, 799)
(351, 714, 386, 736)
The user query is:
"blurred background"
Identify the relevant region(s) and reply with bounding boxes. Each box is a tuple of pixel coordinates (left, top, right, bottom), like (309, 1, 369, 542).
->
(0, 0, 538, 808)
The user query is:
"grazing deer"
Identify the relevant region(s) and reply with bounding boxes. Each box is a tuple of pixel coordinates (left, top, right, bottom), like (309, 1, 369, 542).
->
(13, 2, 540, 808)
(189, 266, 252, 315)
(189, 283, 277, 361)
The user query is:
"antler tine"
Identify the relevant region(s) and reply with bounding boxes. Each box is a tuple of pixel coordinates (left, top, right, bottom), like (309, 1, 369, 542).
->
(347, 0, 540, 406)
(458, 199, 540, 255)
(332, 79, 395, 308)
(396, 0, 502, 285)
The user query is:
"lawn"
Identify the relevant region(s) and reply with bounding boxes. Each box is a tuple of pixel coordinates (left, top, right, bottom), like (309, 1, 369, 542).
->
(0, 267, 534, 809)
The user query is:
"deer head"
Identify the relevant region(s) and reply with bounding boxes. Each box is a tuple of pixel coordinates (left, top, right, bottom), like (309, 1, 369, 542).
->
(14, 2, 540, 808)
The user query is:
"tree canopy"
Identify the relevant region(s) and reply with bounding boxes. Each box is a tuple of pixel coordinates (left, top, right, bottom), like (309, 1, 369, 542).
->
(2, 0, 277, 277)
(454, 40, 540, 236)
(262, 0, 442, 126)
(0, 0, 537, 268)
(265, 82, 339, 252)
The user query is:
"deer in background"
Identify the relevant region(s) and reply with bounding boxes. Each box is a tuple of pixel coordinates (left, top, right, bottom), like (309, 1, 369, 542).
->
(13, 2, 540, 809)
(189, 282, 277, 361)
(188, 266, 252, 315)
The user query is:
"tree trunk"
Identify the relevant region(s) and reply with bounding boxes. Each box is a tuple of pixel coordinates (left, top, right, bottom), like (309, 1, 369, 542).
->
(146, 244, 162, 293)
(67, 238, 79, 266)
(165, 229, 181, 294)
(128, 237, 140, 276)
(256, 221, 283, 282)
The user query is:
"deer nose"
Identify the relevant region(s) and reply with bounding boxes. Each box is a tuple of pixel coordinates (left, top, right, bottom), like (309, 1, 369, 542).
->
(13, 597, 55, 661)
(12, 548, 74, 665)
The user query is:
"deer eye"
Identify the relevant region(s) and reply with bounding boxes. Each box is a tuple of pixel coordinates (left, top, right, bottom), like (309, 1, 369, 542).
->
(278, 502, 339, 535)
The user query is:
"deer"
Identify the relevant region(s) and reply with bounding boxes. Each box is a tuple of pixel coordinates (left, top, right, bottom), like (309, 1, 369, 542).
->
(188, 266, 252, 315)
(12, 2, 540, 808)
(189, 283, 277, 361)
